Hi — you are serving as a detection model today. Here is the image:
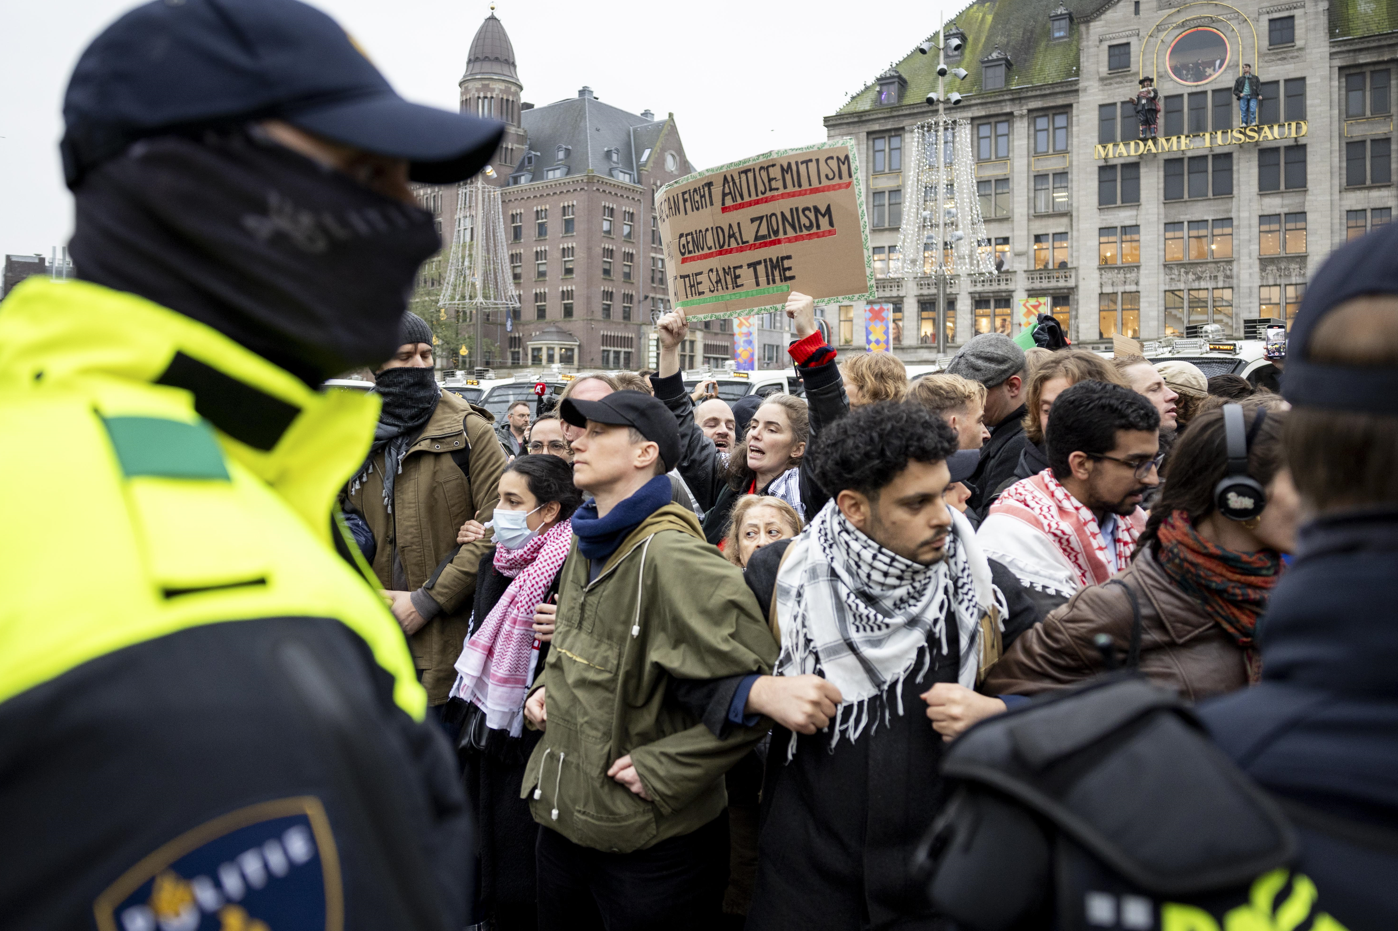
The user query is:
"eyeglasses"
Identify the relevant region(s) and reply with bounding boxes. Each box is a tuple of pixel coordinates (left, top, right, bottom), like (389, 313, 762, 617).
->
(528, 441, 572, 454)
(1088, 452, 1165, 480)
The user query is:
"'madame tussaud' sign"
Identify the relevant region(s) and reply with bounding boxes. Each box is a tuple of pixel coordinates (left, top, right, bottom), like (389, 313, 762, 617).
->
(1094, 120, 1308, 160)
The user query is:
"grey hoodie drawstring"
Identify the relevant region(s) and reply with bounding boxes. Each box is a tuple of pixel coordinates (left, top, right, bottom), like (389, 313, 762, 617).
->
(550, 751, 565, 821)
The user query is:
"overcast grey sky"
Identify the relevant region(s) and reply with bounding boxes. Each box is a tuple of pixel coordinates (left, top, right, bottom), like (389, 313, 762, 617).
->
(0, 0, 956, 258)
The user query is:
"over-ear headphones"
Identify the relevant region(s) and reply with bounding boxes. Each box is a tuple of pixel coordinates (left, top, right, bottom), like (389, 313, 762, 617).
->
(1213, 404, 1267, 522)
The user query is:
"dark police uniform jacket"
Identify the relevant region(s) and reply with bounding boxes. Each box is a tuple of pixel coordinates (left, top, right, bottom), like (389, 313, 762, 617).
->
(0, 279, 469, 931)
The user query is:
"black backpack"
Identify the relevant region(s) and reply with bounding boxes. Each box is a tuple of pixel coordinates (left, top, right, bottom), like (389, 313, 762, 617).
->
(914, 677, 1314, 931)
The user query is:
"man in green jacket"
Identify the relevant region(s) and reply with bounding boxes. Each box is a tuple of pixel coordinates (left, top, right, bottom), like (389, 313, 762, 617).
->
(522, 391, 776, 931)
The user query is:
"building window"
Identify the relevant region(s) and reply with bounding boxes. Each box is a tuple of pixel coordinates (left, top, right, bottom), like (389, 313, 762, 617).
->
(1188, 92, 1208, 133)
(1259, 215, 1281, 255)
(872, 190, 903, 228)
(1163, 95, 1184, 136)
(1032, 233, 1070, 269)
(976, 120, 1010, 160)
(562, 203, 575, 235)
(1259, 81, 1280, 125)
(1346, 70, 1391, 118)
(510, 211, 523, 242)
(974, 297, 1013, 334)
(1212, 153, 1233, 196)
(1284, 78, 1306, 121)
(650, 255, 665, 285)
(1033, 113, 1069, 154)
(1164, 159, 1183, 200)
(1099, 291, 1141, 338)
(1269, 15, 1294, 46)
(1051, 295, 1071, 333)
(1258, 149, 1280, 191)
(871, 134, 902, 173)
(1108, 42, 1130, 71)
(602, 204, 614, 235)
(1051, 8, 1071, 39)
(1032, 173, 1070, 213)
(602, 246, 614, 278)
(623, 209, 635, 240)
(983, 61, 1007, 90)
(1211, 218, 1233, 258)
(1165, 222, 1184, 262)
(561, 243, 575, 277)
(1165, 290, 1186, 337)
(561, 287, 574, 319)
(838, 304, 854, 344)
(622, 292, 633, 322)
(1283, 146, 1307, 189)
(977, 178, 1011, 218)
(1346, 139, 1391, 187)
(534, 289, 547, 321)
(1188, 155, 1209, 198)
(1033, 174, 1050, 213)
(531, 347, 543, 365)
(1348, 207, 1393, 240)
(534, 206, 548, 238)
(544, 166, 567, 179)
(601, 289, 613, 320)
(622, 250, 634, 282)
(874, 245, 904, 278)
(1187, 220, 1209, 260)
(1284, 212, 1306, 253)
(534, 247, 547, 279)
(1212, 89, 1232, 131)
(1261, 284, 1306, 329)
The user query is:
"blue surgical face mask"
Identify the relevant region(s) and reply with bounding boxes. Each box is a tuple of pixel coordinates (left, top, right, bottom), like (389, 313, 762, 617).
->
(492, 504, 544, 550)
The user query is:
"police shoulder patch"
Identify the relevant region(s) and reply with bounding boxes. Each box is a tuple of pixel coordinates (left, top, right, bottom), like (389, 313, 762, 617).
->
(93, 797, 342, 931)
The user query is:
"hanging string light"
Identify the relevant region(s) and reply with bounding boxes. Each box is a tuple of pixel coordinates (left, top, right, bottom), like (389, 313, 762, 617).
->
(898, 117, 995, 280)
(438, 171, 519, 368)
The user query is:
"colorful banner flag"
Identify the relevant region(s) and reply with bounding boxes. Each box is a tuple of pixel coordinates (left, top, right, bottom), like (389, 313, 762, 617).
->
(734, 317, 755, 371)
(864, 303, 890, 352)
(1018, 297, 1048, 332)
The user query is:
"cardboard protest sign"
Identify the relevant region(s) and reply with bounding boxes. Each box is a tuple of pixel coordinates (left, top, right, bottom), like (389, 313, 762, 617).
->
(655, 140, 875, 321)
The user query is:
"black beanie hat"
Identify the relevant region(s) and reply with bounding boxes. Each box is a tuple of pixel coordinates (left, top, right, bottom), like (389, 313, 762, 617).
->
(1282, 221, 1398, 415)
(398, 311, 432, 347)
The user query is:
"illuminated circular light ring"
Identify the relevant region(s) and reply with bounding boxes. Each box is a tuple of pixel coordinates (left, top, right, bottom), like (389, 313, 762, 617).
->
(1166, 26, 1231, 86)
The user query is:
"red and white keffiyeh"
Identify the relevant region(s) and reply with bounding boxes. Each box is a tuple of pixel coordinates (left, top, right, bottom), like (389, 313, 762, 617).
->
(452, 518, 573, 737)
(991, 470, 1141, 589)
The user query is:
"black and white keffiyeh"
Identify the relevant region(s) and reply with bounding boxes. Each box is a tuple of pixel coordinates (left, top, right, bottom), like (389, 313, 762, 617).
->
(773, 499, 994, 755)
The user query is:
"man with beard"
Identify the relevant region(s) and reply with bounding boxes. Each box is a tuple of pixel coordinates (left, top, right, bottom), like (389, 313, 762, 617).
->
(743, 401, 1035, 931)
(0, 0, 503, 926)
(346, 311, 507, 710)
(978, 381, 1160, 614)
(695, 396, 736, 454)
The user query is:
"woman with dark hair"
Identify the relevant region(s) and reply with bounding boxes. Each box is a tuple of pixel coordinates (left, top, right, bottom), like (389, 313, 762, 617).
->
(1207, 373, 1254, 400)
(448, 454, 582, 931)
(651, 293, 848, 545)
(984, 398, 1299, 701)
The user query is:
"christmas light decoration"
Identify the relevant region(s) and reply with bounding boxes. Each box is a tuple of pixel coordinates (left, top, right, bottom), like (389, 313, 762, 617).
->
(438, 174, 519, 371)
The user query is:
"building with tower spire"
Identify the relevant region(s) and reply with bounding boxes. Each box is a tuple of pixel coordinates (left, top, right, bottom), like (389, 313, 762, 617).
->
(409, 8, 760, 374)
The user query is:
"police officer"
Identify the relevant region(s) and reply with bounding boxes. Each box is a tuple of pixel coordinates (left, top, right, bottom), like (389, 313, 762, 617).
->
(0, 1, 503, 928)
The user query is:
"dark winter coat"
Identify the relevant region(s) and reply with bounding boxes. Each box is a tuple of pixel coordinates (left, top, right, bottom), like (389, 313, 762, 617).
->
(1233, 73, 1262, 98)
(967, 404, 1030, 514)
(1199, 509, 1398, 930)
(742, 540, 1041, 931)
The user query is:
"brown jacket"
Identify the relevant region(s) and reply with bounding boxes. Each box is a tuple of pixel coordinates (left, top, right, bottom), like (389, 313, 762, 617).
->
(982, 548, 1249, 702)
(347, 389, 507, 704)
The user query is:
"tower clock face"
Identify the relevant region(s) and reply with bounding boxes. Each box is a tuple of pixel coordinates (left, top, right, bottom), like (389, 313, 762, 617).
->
(1167, 26, 1231, 86)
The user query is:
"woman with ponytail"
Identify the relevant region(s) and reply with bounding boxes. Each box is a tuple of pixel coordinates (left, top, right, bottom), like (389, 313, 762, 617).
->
(984, 397, 1299, 701)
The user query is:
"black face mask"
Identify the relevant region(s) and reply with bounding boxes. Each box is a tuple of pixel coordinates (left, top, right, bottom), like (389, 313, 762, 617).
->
(69, 130, 441, 386)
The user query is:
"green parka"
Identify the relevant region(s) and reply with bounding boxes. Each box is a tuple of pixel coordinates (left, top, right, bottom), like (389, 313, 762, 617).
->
(346, 389, 507, 704)
(522, 504, 777, 853)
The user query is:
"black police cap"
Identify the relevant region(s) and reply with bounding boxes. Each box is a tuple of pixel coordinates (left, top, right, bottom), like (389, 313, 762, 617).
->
(561, 393, 682, 473)
(1282, 220, 1398, 415)
(61, 0, 504, 189)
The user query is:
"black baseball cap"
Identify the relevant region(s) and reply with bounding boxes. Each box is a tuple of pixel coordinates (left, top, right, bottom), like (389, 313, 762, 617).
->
(61, 0, 504, 189)
(561, 393, 681, 472)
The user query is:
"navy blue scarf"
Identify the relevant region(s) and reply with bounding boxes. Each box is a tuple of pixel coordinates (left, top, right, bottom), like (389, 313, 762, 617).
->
(572, 476, 673, 560)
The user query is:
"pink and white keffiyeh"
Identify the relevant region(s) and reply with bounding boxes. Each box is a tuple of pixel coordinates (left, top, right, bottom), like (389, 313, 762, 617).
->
(992, 470, 1141, 588)
(452, 518, 573, 737)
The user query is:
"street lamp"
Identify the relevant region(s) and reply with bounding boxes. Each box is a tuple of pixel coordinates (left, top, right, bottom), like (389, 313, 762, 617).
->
(899, 18, 992, 358)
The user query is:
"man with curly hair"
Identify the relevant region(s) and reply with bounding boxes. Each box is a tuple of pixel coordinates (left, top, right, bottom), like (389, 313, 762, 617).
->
(742, 401, 1039, 931)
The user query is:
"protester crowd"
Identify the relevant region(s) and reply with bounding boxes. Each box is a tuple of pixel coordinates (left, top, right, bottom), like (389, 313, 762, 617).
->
(3, 3, 1395, 930)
